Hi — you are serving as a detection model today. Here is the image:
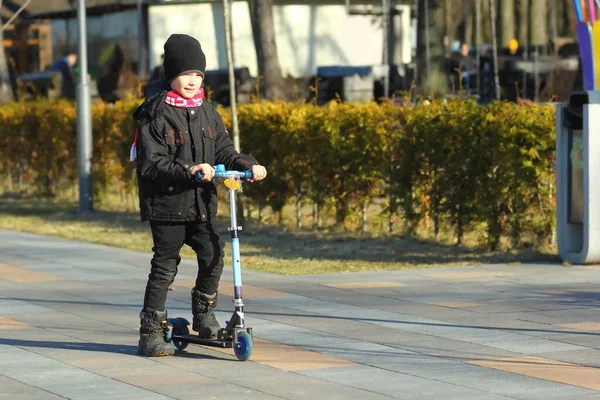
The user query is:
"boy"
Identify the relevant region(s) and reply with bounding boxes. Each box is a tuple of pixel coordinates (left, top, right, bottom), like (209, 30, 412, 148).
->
(133, 34, 267, 357)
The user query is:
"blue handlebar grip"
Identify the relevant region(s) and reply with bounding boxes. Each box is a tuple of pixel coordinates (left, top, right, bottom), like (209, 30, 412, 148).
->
(195, 164, 252, 180)
(196, 164, 225, 180)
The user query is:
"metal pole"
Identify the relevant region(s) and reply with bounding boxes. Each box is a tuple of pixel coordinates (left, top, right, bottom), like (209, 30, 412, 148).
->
(223, 0, 240, 152)
(76, 0, 93, 213)
(413, 0, 418, 97)
(137, 0, 147, 78)
(382, 0, 390, 97)
(424, 0, 431, 81)
(522, 0, 529, 99)
(463, 0, 469, 44)
(489, 0, 500, 100)
(476, 0, 481, 96)
(550, 1, 557, 56)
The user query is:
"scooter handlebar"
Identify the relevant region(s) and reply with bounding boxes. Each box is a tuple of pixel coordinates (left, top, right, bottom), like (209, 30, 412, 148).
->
(196, 164, 253, 180)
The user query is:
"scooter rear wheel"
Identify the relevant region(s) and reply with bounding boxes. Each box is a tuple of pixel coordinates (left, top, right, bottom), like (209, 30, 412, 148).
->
(168, 317, 190, 351)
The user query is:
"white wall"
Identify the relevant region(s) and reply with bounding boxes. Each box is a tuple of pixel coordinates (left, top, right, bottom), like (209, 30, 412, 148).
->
(148, 3, 409, 78)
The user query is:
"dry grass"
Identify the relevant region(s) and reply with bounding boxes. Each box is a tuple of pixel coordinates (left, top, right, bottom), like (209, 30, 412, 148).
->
(0, 194, 559, 275)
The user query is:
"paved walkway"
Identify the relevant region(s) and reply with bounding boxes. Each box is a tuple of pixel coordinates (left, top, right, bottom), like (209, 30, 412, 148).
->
(1, 229, 600, 399)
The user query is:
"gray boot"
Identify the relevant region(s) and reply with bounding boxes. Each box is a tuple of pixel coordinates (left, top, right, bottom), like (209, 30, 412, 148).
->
(138, 310, 175, 357)
(191, 289, 221, 338)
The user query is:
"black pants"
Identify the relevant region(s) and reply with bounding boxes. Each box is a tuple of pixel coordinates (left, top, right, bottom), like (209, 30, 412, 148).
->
(143, 221, 225, 313)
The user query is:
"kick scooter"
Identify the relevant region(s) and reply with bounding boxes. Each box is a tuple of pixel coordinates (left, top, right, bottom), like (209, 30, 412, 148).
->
(165, 164, 253, 361)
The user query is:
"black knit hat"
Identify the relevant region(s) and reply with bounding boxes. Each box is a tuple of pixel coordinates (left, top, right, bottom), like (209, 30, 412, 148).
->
(163, 34, 206, 81)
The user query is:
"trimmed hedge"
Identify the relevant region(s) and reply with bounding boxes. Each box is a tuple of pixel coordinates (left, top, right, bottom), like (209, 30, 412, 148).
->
(0, 98, 556, 249)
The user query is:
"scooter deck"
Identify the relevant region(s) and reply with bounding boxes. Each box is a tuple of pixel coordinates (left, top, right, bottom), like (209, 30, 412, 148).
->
(172, 334, 233, 348)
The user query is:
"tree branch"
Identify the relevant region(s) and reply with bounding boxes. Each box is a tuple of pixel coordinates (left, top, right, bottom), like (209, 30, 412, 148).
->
(1, 0, 32, 32)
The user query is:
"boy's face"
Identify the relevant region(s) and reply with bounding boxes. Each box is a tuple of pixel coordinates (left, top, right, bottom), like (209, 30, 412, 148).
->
(170, 73, 203, 98)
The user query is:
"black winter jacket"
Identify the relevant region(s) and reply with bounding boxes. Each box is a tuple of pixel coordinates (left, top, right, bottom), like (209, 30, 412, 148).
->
(134, 85, 257, 222)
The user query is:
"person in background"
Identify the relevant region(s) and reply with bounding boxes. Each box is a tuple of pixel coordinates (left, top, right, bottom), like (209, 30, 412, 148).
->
(51, 52, 77, 99)
(148, 54, 165, 82)
(145, 54, 166, 98)
(479, 44, 495, 103)
(458, 43, 476, 93)
(502, 38, 522, 101)
(97, 43, 124, 104)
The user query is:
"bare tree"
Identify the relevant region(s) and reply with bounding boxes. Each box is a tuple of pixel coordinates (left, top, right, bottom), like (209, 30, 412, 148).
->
(500, 0, 516, 46)
(530, 0, 547, 46)
(444, 0, 465, 47)
(489, 0, 500, 100)
(417, 0, 446, 94)
(248, 0, 287, 101)
(464, 0, 473, 46)
(482, 0, 492, 43)
(518, 0, 530, 45)
(0, 0, 16, 103)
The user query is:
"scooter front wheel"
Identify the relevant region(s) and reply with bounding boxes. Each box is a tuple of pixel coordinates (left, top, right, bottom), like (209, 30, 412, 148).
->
(234, 331, 253, 361)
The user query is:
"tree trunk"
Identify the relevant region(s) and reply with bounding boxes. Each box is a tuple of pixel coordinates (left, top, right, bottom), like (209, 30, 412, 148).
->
(295, 190, 302, 229)
(248, 0, 287, 101)
(464, 0, 473, 46)
(417, 0, 446, 95)
(500, 0, 515, 47)
(561, 0, 576, 37)
(481, 0, 491, 44)
(550, 1, 558, 55)
(489, 0, 501, 100)
(361, 201, 368, 233)
(530, 0, 547, 46)
(445, 0, 464, 49)
(0, 25, 15, 104)
(518, 0, 530, 46)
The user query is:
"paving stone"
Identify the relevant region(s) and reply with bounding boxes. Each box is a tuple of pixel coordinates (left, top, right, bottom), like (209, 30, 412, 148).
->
(0, 375, 65, 399)
(417, 361, 600, 399)
(3, 230, 600, 399)
(299, 365, 514, 399)
(0, 345, 170, 399)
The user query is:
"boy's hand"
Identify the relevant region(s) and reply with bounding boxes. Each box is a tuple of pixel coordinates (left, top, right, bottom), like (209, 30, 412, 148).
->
(249, 165, 267, 182)
(190, 164, 215, 181)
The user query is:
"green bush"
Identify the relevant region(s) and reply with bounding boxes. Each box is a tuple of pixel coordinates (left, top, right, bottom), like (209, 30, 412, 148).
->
(0, 98, 556, 249)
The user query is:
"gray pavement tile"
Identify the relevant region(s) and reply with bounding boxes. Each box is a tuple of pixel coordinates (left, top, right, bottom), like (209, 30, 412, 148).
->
(298, 365, 514, 399)
(46, 267, 128, 282)
(163, 347, 396, 400)
(232, 371, 396, 400)
(446, 317, 578, 340)
(0, 252, 51, 267)
(254, 295, 588, 355)
(450, 332, 584, 354)
(536, 349, 600, 368)
(0, 345, 170, 399)
(544, 334, 600, 350)
(466, 303, 546, 314)
(526, 308, 600, 323)
(397, 339, 524, 362)
(0, 375, 66, 400)
(136, 381, 284, 400)
(0, 296, 52, 315)
(413, 361, 600, 400)
(4, 230, 600, 399)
